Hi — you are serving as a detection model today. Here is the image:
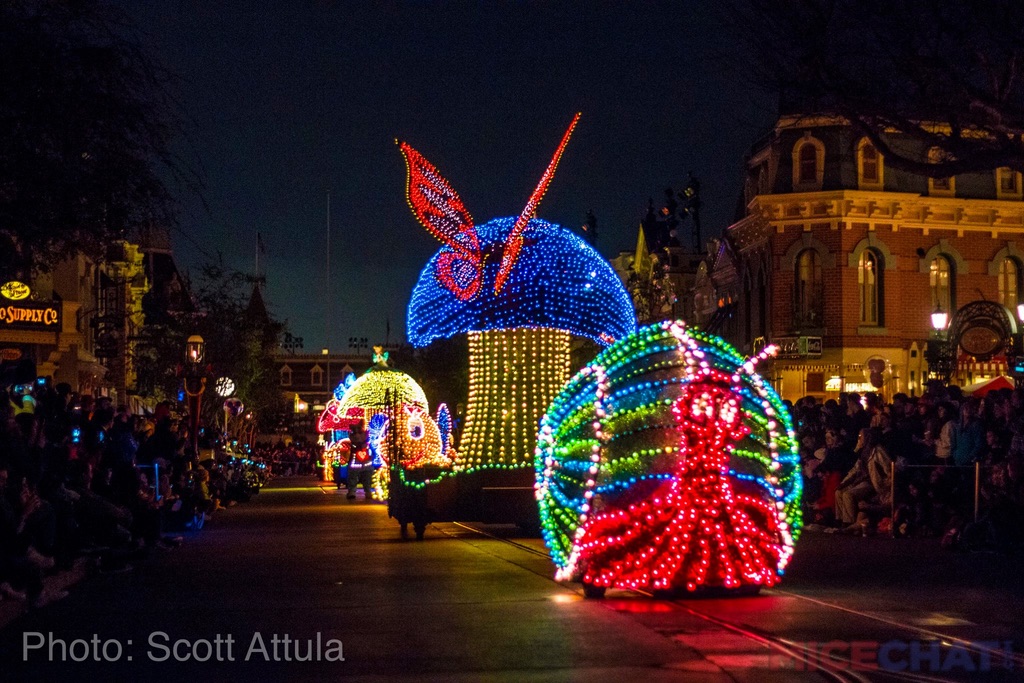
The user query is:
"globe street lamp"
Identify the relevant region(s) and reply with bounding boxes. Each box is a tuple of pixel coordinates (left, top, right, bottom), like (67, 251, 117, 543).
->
(216, 376, 236, 437)
(184, 335, 207, 458)
(926, 306, 951, 385)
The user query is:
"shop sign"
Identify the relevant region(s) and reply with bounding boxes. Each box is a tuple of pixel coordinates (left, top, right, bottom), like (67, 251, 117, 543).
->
(0, 301, 61, 330)
(0, 281, 30, 301)
(773, 336, 823, 358)
(0, 348, 23, 361)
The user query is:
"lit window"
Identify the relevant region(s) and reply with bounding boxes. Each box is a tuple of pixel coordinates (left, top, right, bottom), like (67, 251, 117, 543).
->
(858, 250, 882, 325)
(999, 258, 1019, 310)
(794, 249, 822, 327)
(929, 256, 954, 314)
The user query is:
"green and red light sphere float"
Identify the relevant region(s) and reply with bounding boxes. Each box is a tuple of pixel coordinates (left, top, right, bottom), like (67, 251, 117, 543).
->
(535, 321, 803, 596)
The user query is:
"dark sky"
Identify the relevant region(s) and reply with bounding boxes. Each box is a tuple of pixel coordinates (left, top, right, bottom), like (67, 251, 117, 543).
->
(123, 1, 774, 352)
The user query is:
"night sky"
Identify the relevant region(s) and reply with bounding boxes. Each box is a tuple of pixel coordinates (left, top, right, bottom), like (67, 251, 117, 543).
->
(122, 1, 773, 352)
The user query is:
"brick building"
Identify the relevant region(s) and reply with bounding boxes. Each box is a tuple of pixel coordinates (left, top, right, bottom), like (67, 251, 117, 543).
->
(1, 240, 153, 407)
(274, 350, 374, 441)
(706, 114, 1024, 401)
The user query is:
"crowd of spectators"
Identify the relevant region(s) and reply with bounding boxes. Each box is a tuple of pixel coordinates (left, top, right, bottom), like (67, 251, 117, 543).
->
(252, 442, 320, 476)
(792, 382, 1024, 550)
(1, 374, 268, 611)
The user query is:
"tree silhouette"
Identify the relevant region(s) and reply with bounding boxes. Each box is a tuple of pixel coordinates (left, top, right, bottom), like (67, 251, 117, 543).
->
(725, 0, 1024, 176)
(0, 0, 192, 276)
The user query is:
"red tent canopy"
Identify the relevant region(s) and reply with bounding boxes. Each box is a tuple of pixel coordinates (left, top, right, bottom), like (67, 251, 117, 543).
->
(961, 376, 1015, 396)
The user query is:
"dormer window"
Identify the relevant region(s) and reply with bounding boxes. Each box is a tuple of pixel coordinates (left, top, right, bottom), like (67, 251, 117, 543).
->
(311, 365, 323, 386)
(997, 167, 1022, 199)
(792, 133, 825, 191)
(798, 144, 817, 183)
(280, 365, 292, 386)
(857, 138, 884, 189)
(927, 147, 954, 195)
(861, 145, 878, 182)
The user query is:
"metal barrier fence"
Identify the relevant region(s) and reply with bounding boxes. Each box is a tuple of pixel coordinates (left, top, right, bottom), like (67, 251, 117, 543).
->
(137, 461, 161, 502)
(888, 461, 983, 537)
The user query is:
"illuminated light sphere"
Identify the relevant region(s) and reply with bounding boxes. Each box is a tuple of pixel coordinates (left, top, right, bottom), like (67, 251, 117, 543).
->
(399, 115, 636, 468)
(215, 377, 235, 398)
(223, 397, 244, 417)
(535, 321, 802, 595)
(337, 366, 428, 418)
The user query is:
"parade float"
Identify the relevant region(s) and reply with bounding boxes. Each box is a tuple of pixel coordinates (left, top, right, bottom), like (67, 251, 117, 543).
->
(317, 349, 452, 496)
(535, 321, 803, 597)
(388, 114, 637, 537)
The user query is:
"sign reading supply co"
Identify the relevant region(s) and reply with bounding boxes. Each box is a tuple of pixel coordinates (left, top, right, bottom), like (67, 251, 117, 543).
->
(773, 336, 823, 359)
(0, 301, 61, 330)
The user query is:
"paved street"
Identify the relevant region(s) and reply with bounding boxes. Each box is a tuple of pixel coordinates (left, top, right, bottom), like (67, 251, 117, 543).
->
(1, 477, 1022, 682)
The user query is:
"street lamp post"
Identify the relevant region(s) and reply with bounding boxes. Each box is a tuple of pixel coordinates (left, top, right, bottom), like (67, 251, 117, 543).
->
(926, 306, 952, 385)
(184, 335, 207, 459)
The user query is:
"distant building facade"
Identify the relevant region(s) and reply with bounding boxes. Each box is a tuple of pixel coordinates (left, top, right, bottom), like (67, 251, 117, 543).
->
(612, 201, 705, 325)
(707, 114, 1024, 401)
(274, 351, 373, 442)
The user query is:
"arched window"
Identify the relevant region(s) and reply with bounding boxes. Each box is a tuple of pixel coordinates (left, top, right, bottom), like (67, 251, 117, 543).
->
(999, 258, 1020, 311)
(857, 138, 884, 189)
(929, 256, 954, 314)
(798, 144, 817, 184)
(858, 250, 882, 325)
(311, 365, 323, 386)
(792, 133, 824, 190)
(280, 366, 292, 386)
(794, 249, 823, 327)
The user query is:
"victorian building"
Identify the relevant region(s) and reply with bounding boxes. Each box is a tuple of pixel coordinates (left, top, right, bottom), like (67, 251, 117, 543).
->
(706, 114, 1024, 401)
(1, 223, 190, 410)
(275, 350, 373, 442)
(1, 242, 148, 403)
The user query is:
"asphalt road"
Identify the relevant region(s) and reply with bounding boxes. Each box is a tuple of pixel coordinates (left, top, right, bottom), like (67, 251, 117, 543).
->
(1, 477, 1021, 682)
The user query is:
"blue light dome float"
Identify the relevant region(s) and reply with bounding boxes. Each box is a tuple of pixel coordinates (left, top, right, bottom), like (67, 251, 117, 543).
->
(399, 114, 637, 467)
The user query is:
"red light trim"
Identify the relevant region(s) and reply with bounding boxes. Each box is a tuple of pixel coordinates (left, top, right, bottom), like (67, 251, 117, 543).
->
(397, 140, 482, 300)
(494, 113, 581, 294)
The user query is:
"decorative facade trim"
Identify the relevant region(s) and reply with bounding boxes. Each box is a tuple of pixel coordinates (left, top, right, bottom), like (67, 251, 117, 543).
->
(848, 234, 897, 270)
(782, 233, 835, 271)
(987, 242, 1024, 276)
(918, 239, 968, 274)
